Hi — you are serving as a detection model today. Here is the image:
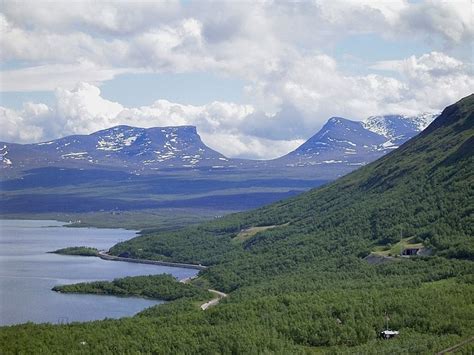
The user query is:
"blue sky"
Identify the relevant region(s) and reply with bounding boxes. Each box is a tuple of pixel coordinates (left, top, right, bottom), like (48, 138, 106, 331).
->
(0, 0, 472, 159)
(1, 72, 247, 109)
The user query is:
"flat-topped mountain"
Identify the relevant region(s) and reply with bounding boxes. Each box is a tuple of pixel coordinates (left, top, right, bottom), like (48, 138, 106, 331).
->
(0, 125, 235, 175)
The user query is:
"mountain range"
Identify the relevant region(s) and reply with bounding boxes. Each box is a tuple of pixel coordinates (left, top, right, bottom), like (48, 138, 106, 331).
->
(0, 112, 439, 217)
(1, 113, 438, 176)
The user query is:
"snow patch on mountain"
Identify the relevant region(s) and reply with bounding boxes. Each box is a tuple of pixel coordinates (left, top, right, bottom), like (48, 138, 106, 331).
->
(321, 160, 344, 164)
(363, 113, 438, 139)
(61, 152, 89, 160)
(380, 139, 398, 149)
(412, 113, 439, 130)
(1, 145, 12, 167)
(96, 129, 142, 151)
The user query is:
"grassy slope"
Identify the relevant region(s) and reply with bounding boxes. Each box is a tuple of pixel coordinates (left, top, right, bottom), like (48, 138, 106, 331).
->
(1, 95, 473, 354)
(372, 237, 424, 257)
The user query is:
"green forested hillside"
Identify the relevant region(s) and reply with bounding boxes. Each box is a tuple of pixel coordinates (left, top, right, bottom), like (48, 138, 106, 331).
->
(1, 95, 473, 354)
(111, 94, 473, 289)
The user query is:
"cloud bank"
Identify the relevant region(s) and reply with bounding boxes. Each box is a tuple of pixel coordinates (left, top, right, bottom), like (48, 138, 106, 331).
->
(0, 1, 472, 158)
(2, 52, 472, 160)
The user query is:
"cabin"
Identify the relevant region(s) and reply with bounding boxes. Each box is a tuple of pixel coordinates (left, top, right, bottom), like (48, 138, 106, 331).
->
(380, 330, 399, 339)
(401, 247, 420, 256)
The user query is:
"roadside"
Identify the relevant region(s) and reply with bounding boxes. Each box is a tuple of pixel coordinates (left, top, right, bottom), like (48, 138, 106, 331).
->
(98, 250, 207, 270)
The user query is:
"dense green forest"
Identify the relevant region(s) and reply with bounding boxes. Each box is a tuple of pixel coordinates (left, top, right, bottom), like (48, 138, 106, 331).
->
(1, 95, 473, 353)
(52, 274, 211, 301)
(51, 246, 99, 256)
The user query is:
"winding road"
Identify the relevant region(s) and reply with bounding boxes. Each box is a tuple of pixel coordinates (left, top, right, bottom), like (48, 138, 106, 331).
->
(99, 251, 227, 310)
(200, 289, 228, 310)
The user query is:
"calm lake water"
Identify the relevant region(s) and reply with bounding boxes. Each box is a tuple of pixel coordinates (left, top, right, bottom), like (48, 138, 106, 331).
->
(0, 219, 198, 326)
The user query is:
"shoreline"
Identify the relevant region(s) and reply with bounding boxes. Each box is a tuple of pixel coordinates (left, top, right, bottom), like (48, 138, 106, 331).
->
(98, 251, 207, 271)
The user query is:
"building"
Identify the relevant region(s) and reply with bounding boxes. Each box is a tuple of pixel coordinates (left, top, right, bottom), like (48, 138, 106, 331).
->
(401, 247, 420, 256)
(380, 330, 399, 339)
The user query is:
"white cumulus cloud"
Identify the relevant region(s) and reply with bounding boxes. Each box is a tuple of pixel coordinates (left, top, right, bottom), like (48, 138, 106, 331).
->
(0, 82, 301, 159)
(371, 52, 474, 111)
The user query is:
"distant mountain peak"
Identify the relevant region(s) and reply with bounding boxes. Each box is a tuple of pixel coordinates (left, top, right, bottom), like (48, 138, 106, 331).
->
(274, 111, 438, 169)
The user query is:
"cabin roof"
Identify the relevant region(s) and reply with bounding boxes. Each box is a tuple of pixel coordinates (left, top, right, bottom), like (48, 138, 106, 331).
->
(381, 330, 399, 335)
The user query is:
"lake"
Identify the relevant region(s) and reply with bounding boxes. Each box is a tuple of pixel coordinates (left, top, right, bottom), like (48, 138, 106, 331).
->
(0, 219, 198, 326)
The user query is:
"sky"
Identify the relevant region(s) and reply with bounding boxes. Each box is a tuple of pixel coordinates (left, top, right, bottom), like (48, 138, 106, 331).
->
(0, 0, 473, 159)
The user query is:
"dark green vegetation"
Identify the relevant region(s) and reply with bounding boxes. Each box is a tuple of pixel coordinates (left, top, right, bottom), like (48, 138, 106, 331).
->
(1, 95, 473, 354)
(52, 246, 99, 256)
(52, 274, 211, 301)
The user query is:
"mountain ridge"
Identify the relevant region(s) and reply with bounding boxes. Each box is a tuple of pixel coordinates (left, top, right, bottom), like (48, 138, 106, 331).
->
(1, 112, 437, 177)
